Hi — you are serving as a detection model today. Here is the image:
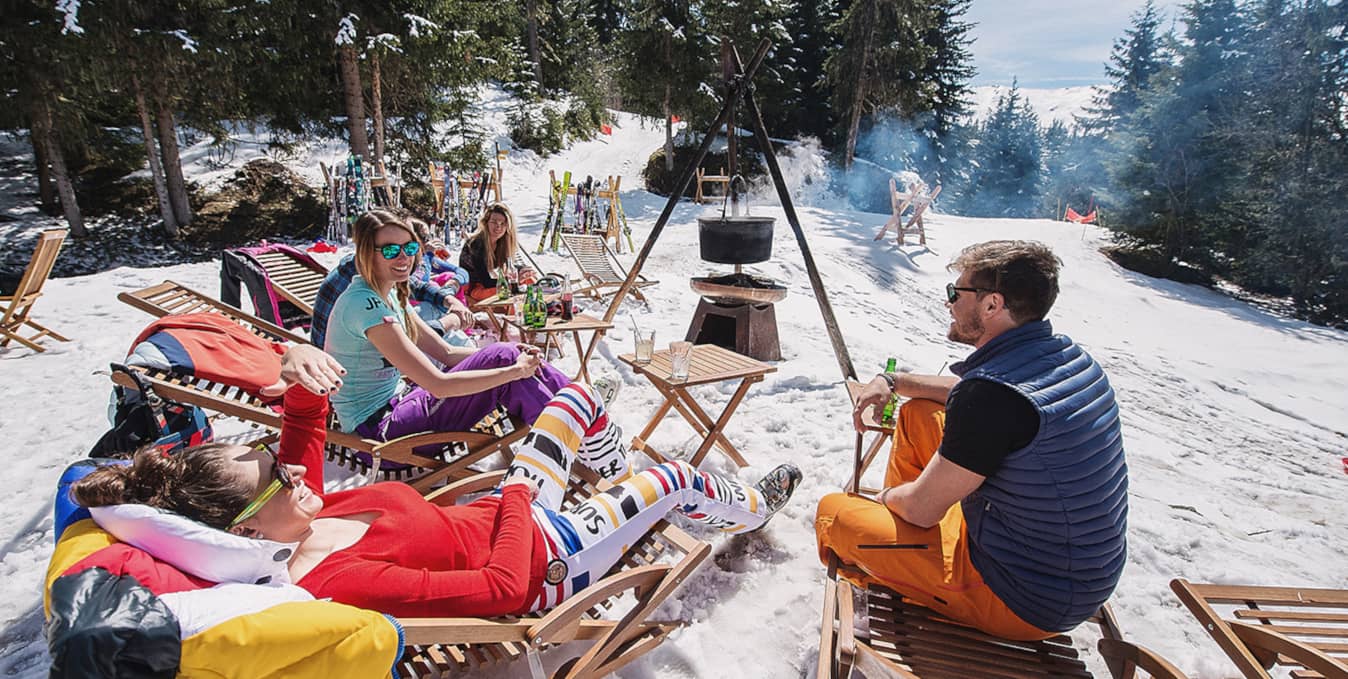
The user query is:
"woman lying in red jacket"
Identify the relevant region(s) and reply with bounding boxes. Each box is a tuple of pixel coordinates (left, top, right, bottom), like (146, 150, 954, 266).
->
(72, 345, 802, 617)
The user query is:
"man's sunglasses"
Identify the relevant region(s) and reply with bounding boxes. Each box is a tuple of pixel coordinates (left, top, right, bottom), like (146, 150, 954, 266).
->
(227, 449, 296, 529)
(379, 241, 421, 260)
(946, 282, 996, 304)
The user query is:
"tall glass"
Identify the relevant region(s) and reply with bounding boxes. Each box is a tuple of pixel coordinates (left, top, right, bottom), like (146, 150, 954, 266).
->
(633, 330, 656, 365)
(669, 341, 693, 381)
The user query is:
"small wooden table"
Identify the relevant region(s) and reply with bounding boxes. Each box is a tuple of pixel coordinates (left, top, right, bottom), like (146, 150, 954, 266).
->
(618, 343, 776, 468)
(504, 313, 613, 384)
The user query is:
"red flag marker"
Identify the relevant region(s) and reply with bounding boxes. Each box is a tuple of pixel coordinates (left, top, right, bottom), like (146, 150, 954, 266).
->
(671, 115, 681, 124)
(600, 124, 612, 135)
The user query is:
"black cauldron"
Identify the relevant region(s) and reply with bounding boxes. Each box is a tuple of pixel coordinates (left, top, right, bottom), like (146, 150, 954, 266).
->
(697, 215, 775, 264)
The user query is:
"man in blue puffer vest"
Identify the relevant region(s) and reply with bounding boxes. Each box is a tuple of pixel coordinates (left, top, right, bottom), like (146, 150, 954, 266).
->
(816, 240, 1128, 640)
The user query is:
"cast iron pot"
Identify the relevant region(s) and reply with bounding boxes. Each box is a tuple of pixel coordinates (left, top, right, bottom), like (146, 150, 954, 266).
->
(697, 215, 775, 264)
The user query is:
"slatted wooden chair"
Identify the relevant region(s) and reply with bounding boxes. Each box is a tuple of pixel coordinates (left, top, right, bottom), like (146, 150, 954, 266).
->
(1, 229, 70, 354)
(117, 280, 527, 490)
(1171, 579, 1348, 679)
(250, 246, 329, 317)
(395, 467, 712, 678)
(874, 180, 942, 247)
(559, 233, 656, 306)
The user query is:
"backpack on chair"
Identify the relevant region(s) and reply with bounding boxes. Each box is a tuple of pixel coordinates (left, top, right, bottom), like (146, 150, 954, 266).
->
(88, 364, 213, 459)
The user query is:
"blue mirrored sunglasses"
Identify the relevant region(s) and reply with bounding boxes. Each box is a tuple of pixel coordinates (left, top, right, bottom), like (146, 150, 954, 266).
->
(379, 241, 421, 260)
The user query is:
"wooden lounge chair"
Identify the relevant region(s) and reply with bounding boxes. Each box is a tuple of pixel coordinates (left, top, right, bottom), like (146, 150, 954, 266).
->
(395, 467, 712, 678)
(819, 573, 1187, 678)
(1171, 578, 1348, 679)
(560, 233, 657, 306)
(1, 228, 70, 354)
(117, 280, 527, 490)
(250, 246, 329, 316)
(874, 180, 941, 247)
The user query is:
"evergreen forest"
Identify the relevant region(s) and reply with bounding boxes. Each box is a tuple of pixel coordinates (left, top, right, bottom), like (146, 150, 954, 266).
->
(2, 0, 1344, 325)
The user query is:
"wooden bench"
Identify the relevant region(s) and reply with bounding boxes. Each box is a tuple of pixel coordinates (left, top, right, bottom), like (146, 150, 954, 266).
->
(694, 167, 731, 204)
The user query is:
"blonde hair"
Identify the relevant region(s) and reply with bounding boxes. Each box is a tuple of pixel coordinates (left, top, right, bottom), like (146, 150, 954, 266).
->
(351, 209, 421, 343)
(466, 202, 519, 273)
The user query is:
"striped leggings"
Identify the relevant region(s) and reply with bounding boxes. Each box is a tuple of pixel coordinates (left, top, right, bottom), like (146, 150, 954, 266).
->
(504, 383, 770, 612)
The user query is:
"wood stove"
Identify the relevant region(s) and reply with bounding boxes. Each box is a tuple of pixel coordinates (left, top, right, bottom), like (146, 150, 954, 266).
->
(686, 212, 784, 361)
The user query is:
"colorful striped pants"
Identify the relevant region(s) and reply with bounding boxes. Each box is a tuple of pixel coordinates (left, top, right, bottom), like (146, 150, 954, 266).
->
(505, 383, 770, 611)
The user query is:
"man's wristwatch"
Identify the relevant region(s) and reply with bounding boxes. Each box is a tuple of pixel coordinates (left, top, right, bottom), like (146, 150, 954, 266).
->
(878, 372, 897, 393)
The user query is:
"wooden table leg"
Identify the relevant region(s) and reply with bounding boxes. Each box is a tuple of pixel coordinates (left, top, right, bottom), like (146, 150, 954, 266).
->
(571, 329, 605, 385)
(629, 397, 675, 463)
(855, 432, 892, 489)
(681, 378, 755, 468)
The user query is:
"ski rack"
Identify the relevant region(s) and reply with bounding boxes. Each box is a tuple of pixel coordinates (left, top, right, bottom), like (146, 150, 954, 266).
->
(428, 162, 503, 216)
(602, 38, 857, 384)
(558, 174, 626, 252)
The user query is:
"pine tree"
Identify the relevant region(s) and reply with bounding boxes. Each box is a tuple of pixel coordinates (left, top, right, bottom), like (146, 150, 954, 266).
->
(617, 0, 716, 171)
(824, 0, 931, 168)
(911, 0, 975, 185)
(958, 82, 1044, 218)
(0, 0, 87, 236)
(766, 0, 841, 142)
(1080, 1, 1166, 133)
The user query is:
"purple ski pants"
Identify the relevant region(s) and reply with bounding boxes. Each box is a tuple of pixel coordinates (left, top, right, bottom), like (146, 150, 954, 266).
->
(356, 342, 570, 441)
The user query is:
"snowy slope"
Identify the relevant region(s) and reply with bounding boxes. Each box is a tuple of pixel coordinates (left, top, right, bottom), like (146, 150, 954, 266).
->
(970, 85, 1096, 126)
(2, 105, 1346, 679)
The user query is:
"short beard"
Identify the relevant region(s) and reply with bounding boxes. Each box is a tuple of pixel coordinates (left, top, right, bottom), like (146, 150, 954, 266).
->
(947, 314, 984, 346)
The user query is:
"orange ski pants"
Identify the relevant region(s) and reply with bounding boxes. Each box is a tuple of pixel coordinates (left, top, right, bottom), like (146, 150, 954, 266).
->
(815, 398, 1053, 641)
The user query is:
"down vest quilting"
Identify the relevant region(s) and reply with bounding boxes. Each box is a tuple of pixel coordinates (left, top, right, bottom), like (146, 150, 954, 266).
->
(951, 320, 1128, 632)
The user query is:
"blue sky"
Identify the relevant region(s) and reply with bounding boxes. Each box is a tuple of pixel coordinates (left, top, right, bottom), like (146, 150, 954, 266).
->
(966, 1, 1183, 88)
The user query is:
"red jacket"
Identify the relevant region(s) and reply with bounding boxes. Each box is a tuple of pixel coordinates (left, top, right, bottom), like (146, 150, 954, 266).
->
(280, 388, 547, 617)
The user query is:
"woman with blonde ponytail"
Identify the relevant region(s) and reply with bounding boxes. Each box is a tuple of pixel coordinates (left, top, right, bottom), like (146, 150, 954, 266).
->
(326, 210, 569, 445)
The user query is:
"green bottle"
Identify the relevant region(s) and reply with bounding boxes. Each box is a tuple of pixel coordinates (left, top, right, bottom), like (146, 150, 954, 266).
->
(881, 357, 898, 427)
(496, 266, 510, 301)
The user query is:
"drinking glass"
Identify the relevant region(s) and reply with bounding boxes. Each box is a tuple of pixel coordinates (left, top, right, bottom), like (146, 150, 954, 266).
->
(669, 341, 693, 381)
(633, 330, 656, 365)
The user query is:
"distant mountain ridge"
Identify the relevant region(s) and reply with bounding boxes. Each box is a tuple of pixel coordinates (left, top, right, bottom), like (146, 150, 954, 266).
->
(969, 85, 1097, 127)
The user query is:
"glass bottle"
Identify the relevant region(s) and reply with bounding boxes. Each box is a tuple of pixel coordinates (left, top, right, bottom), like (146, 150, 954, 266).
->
(496, 266, 510, 301)
(880, 357, 899, 427)
(560, 277, 574, 321)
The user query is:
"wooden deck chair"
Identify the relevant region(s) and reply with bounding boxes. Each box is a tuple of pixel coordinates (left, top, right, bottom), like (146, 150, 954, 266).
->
(250, 246, 329, 317)
(1, 229, 70, 354)
(874, 181, 941, 246)
(818, 574, 1187, 679)
(395, 467, 713, 678)
(560, 233, 657, 305)
(117, 280, 527, 491)
(1171, 579, 1348, 678)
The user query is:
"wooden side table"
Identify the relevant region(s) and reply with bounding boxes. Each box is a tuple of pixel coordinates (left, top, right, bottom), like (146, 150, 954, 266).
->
(618, 343, 776, 468)
(504, 313, 613, 384)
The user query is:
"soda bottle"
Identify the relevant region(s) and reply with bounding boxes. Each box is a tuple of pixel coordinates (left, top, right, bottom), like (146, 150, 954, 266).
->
(880, 357, 899, 427)
(560, 277, 574, 321)
(508, 266, 521, 295)
(496, 267, 510, 301)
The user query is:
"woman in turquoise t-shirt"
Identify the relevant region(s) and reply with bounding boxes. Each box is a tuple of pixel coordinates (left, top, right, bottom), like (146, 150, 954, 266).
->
(326, 209, 570, 443)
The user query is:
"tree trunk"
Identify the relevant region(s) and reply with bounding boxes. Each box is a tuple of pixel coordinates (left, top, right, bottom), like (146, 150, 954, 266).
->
(30, 92, 85, 237)
(133, 75, 179, 237)
(843, 12, 876, 170)
(371, 50, 384, 167)
(664, 84, 674, 172)
(156, 100, 192, 226)
(32, 129, 57, 214)
(338, 45, 370, 160)
(527, 0, 543, 88)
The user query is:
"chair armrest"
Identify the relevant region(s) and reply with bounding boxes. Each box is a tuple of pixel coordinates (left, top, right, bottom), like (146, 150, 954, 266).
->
(370, 430, 501, 467)
(526, 564, 672, 644)
(1097, 638, 1190, 679)
(423, 471, 508, 506)
(1228, 620, 1348, 678)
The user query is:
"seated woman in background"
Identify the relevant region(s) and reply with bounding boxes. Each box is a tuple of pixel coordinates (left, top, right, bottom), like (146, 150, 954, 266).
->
(458, 202, 536, 302)
(70, 345, 803, 617)
(325, 209, 566, 442)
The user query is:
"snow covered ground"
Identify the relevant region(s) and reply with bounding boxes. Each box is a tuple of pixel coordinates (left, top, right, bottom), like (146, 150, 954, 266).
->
(2, 101, 1346, 678)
